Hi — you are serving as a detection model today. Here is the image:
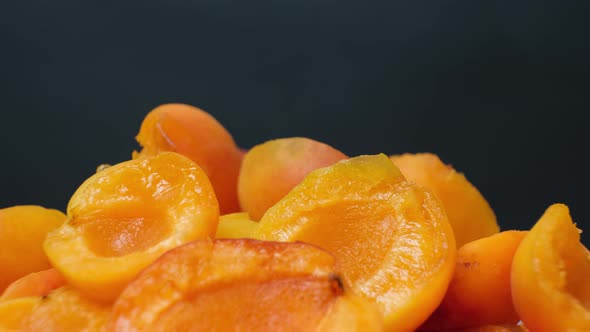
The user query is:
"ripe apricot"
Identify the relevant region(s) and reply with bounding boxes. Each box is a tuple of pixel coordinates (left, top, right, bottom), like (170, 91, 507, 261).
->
(0, 269, 65, 301)
(422, 231, 527, 330)
(134, 103, 242, 214)
(0, 297, 40, 331)
(215, 212, 258, 239)
(0, 205, 66, 292)
(390, 153, 499, 247)
(44, 152, 219, 302)
(21, 287, 110, 332)
(511, 204, 590, 332)
(238, 137, 347, 220)
(256, 154, 456, 331)
(109, 239, 382, 332)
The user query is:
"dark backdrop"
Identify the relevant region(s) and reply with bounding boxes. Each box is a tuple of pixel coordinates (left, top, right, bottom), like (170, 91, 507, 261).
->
(1, 1, 589, 240)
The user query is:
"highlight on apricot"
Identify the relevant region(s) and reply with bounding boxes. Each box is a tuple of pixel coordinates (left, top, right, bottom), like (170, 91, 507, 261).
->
(44, 152, 219, 302)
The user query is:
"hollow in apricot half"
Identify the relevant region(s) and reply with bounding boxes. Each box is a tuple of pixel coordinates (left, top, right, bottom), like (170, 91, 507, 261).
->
(511, 204, 590, 332)
(109, 239, 382, 332)
(44, 152, 219, 302)
(256, 154, 456, 331)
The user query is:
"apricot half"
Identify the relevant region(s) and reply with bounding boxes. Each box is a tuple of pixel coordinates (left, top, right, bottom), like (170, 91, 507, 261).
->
(44, 152, 219, 302)
(109, 239, 382, 332)
(238, 137, 347, 220)
(21, 287, 110, 332)
(256, 154, 456, 331)
(511, 204, 590, 332)
(0, 269, 65, 301)
(134, 103, 242, 214)
(215, 212, 258, 239)
(390, 153, 498, 247)
(422, 231, 526, 330)
(0, 205, 66, 292)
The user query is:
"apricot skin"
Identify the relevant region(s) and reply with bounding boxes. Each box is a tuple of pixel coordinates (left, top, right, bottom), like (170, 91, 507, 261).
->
(44, 152, 219, 303)
(109, 239, 381, 332)
(134, 103, 242, 214)
(1, 269, 65, 301)
(21, 287, 110, 332)
(422, 231, 527, 330)
(256, 154, 456, 332)
(0, 205, 66, 292)
(511, 204, 590, 332)
(391, 153, 499, 247)
(238, 137, 347, 220)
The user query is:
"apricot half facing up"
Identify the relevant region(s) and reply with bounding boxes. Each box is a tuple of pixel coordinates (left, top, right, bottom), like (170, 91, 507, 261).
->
(511, 204, 590, 332)
(390, 153, 499, 247)
(0, 205, 66, 292)
(134, 103, 243, 214)
(256, 154, 456, 331)
(109, 239, 382, 332)
(44, 152, 219, 302)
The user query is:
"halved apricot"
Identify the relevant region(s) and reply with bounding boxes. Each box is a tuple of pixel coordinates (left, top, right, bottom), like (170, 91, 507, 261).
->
(1, 269, 65, 301)
(0, 205, 66, 292)
(256, 154, 456, 331)
(215, 212, 258, 239)
(21, 287, 110, 332)
(0, 297, 40, 331)
(44, 152, 219, 302)
(511, 204, 590, 331)
(422, 231, 527, 330)
(109, 239, 382, 332)
(238, 137, 347, 220)
(390, 153, 499, 247)
(134, 103, 242, 214)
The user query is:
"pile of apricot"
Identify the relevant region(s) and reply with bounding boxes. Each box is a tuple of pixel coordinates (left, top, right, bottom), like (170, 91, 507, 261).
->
(1, 103, 588, 332)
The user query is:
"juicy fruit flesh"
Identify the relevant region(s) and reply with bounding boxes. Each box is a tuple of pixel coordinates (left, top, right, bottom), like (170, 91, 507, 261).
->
(74, 205, 171, 257)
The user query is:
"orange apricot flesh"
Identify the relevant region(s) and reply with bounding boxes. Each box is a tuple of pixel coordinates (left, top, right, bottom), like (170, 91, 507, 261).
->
(109, 239, 382, 332)
(44, 152, 219, 302)
(134, 103, 242, 214)
(256, 154, 456, 331)
(238, 137, 347, 220)
(21, 287, 110, 332)
(0, 205, 66, 292)
(511, 204, 590, 332)
(390, 153, 499, 247)
(0, 269, 65, 301)
(422, 231, 527, 330)
(215, 212, 258, 239)
(0, 297, 40, 331)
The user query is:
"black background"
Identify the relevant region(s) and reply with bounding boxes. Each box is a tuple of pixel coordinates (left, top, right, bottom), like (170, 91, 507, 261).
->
(1, 1, 589, 241)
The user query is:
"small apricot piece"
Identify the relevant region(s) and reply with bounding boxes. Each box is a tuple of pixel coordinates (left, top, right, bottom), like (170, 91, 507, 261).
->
(422, 231, 527, 330)
(238, 137, 347, 220)
(0, 297, 40, 331)
(390, 153, 499, 247)
(256, 154, 456, 331)
(109, 239, 382, 332)
(0, 205, 66, 292)
(0, 269, 65, 301)
(215, 212, 258, 239)
(44, 152, 219, 302)
(21, 287, 110, 332)
(511, 204, 590, 332)
(134, 103, 242, 214)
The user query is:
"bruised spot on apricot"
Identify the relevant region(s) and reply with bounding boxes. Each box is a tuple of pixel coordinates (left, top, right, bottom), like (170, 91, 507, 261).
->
(511, 204, 590, 332)
(109, 239, 382, 332)
(44, 152, 219, 303)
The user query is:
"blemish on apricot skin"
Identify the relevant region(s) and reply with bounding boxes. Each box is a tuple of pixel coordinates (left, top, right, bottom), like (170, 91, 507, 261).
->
(329, 274, 345, 296)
